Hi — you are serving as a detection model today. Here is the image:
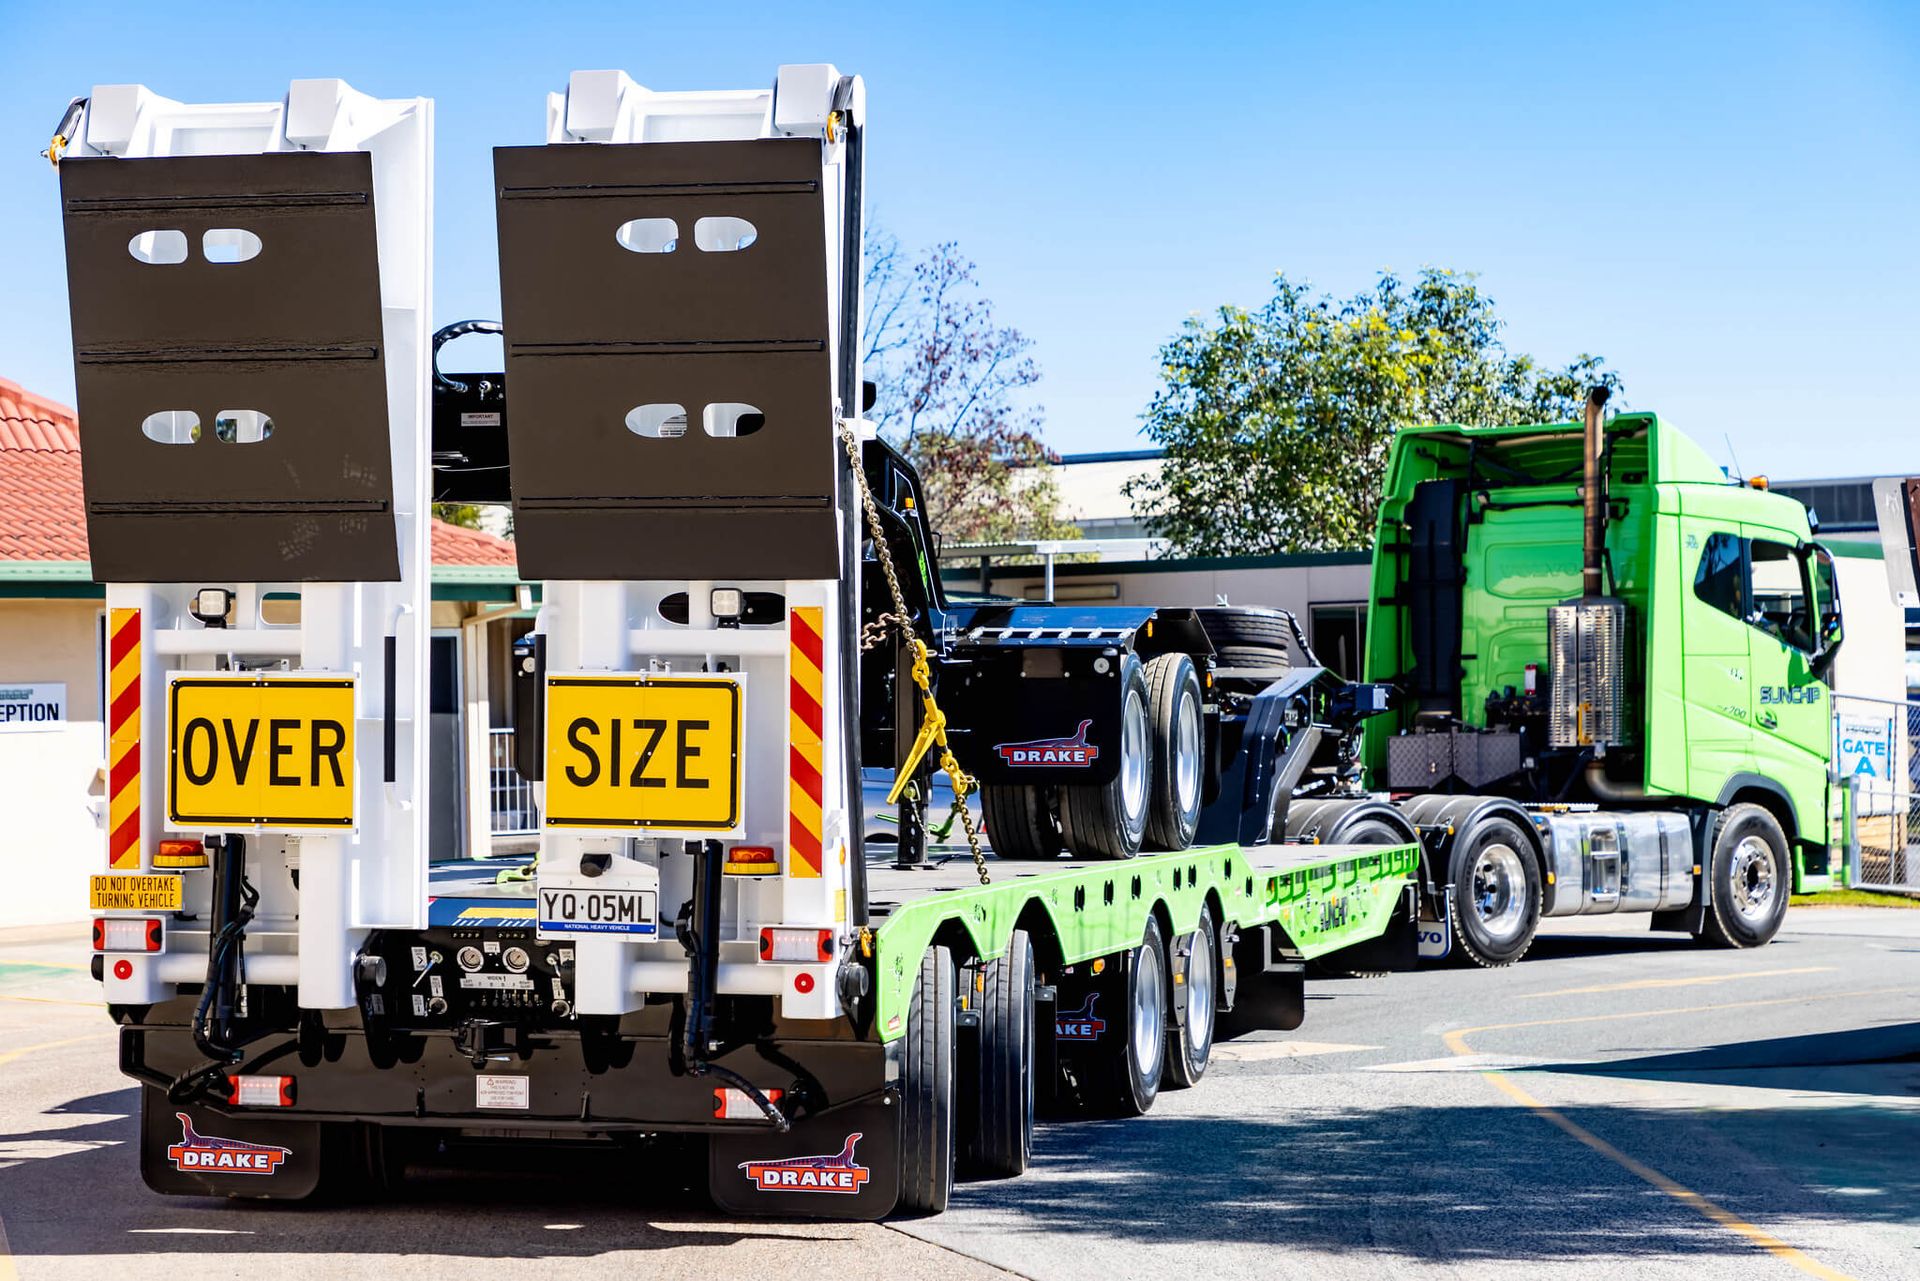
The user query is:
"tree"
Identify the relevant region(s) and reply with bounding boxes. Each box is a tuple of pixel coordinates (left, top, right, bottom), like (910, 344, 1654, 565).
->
(1127, 268, 1623, 556)
(862, 229, 1080, 545)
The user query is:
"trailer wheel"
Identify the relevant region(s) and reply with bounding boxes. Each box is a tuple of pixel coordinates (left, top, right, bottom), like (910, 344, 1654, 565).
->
(1143, 653, 1203, 851)
(1084, 920, 1168, 1115)
(965, 930, 1036, 1178)
(1164, 910, 1217, 1089)
(1448, 815, 1541, 968)
(1194, 607, 1294, 674)
(982, 785, 1060, 859)
(897, 945, 957, 1215)
(1699, 804, 1790, 948)
(1059, 656, 1151, 859)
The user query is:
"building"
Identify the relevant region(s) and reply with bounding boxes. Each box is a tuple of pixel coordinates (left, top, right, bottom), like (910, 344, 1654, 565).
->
(0, 378, 538, 927)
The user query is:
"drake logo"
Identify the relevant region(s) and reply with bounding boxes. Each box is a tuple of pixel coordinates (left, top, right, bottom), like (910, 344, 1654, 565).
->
(166, 1114, 290, 1175)
(1055, 992, 1107, 1042)
(996, 721, 1099, 767)
(739, 1133, 871, 1194)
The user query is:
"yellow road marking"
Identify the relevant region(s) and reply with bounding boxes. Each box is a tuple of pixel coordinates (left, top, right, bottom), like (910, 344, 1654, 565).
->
(0, 994, 106, 1009)
(0, 1031, 113, 1069)
(1521, 965, 1835, 999)
(1444, 991, 1903, 1281)
(0, 1209, 18, 1281)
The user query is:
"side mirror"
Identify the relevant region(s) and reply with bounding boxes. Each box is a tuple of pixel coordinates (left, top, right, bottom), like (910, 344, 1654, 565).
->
(1801, 542, 1843, 672)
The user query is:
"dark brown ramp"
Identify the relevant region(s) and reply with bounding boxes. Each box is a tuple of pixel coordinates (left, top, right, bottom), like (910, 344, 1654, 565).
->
(493, 138, 838, 581)
(59, 151, 398, 583)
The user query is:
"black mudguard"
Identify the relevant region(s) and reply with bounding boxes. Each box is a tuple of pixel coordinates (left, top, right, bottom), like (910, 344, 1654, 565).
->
(707, 1094, 902, 1220)
(141, 1086, 326, 1200)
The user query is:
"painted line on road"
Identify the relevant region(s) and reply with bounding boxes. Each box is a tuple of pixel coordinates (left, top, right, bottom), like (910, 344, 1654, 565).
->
(0, 1032, 114, 1070)
(1520, 965, 1836, 999)
(0, 1210, 16, 1281)
(0, 995, 106, 1009)
(0, 960, 87, 974)
(1444, 993, 1896, 1281)
(1212, 1040, 1380, 1062)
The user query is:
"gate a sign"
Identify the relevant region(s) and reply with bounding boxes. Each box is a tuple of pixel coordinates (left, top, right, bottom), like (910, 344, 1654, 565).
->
(1837, 712, 1896, 817)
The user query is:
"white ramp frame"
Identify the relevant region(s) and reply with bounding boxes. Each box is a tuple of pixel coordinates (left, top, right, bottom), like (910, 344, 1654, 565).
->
(75, 81, 432, 1010)
(534, 66, 863, 1019)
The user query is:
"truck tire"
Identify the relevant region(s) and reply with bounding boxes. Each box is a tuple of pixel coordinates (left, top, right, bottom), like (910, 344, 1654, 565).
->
(1163, 910, 1217, 1089)
(1447, 814, 1541, 968)
(1143, 653, 1204, 851)
(1698, 803, 1790, 948)
(1083, 920, 1168, 1115)
(982, 785, 1059, 859)
(1058, 656, 1151, 859)
(1195, 607, 1294, 674)
(964, 930, 1036, 1178)
(897, 945, 957, 1215)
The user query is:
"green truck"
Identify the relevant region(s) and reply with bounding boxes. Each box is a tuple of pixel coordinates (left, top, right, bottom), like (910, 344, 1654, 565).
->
(1344, 390, 1845, 965)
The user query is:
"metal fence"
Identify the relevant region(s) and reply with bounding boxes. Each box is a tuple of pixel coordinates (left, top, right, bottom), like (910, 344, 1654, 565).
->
(488, 728, 540, 836)
(1834, 693, 1920, 891)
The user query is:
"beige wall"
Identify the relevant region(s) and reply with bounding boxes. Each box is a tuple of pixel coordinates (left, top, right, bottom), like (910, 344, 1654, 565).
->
(0, 598, 105, 927)
(964, 561, 1372, 622)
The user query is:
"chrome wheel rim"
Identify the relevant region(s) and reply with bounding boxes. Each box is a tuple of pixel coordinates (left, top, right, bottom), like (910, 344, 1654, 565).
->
(1132, 942, 1164, 1079)
(1120, 686, 1150, 826)
(1173, 687, 1201, 818)
(1471, 842, 1528, 943)
(1730, 835, 1778, 922)
(1185, 927, 1214, 1059)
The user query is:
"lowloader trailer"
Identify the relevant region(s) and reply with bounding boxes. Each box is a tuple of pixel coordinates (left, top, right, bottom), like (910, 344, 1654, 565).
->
(59, 67, 1417, 1218)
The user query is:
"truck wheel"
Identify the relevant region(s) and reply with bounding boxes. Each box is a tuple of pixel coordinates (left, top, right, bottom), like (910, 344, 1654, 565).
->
(898, 945, 957, 1215)
(1699, 804, 1790, 948)
(1143, 653, 1204, 851)
(1447, 816, 1541, 968)
(982, 785, 1060, 859)
(1058, 656, 1151, 859)
(1194, 607, 1294, 674)
(965, 930, 1036, 1178)
(1164, 910, 1217, 1089)
(1086, 920, 1168, 1115)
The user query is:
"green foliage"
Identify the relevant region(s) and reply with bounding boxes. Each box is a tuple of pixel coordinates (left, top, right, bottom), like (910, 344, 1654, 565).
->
(431, 502, 486, 530)
(1128, 269, 1624, 555)
(863, 230, 1081, 545)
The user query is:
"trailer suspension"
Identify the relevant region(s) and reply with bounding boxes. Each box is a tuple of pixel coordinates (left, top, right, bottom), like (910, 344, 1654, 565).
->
(837, 419, 991, 886)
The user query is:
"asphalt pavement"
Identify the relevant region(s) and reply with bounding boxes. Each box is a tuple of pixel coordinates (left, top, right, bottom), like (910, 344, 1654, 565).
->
(3, 908, 1917, 1280)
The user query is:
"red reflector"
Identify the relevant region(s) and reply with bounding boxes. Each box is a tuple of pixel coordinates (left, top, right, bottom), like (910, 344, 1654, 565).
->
(111, 959, 133, 980)
(793, 972, 815, 994)
(711, 1086, 784, 1119)
(227, 1075, 296, 1107)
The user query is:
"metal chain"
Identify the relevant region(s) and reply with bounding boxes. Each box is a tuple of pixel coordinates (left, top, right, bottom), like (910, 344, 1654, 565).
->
(837, 420, 990, 886)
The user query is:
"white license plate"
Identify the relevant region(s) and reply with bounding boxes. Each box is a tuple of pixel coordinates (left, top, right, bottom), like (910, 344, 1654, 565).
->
(537, 887, 658, 938)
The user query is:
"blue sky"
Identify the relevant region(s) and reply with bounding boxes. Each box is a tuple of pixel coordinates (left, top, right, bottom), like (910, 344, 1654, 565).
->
(1, 0, 1915, 480)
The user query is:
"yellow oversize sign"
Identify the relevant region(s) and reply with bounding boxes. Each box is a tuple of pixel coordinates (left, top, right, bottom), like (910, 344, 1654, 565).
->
(544, 675, 742, 832)
(168, 676, 356, 828)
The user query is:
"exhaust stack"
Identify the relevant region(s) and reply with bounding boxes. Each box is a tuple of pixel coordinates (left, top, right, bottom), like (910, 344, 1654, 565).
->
(1581, 385, 1611, 598)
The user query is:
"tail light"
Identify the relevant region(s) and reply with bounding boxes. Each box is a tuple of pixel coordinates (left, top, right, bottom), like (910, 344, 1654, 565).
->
(712, 1086, 783, 1119)
(758, 927, 835, 963)
(227, 1075, 296, 1107)
(154, 837, 208, 868)
(93, 917, 162, 953)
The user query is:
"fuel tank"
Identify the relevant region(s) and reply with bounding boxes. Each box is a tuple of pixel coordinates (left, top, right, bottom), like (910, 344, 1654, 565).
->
(1532, 808, 1695, 916)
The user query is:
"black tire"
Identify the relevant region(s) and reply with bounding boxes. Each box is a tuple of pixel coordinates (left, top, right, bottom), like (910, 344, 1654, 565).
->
(1195, 607, 1294, 674)
(1163, 911, 1217, 1089)
(982, 785, 1060, 859)
(1059, 656, 1151, 859)
(897, 945, 957, 1215)
(1083, 920, 1167, 1116)
(1698, 803, 1790, 948)
(1447, 815, 1542, 968)
(1143, 653, 1204, 851)
(964, 931, 1036, 1178)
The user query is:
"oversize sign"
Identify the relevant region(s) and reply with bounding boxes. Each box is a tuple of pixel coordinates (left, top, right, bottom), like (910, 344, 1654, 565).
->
(543, 674, 743, 832)
(167, 675, 356, 829)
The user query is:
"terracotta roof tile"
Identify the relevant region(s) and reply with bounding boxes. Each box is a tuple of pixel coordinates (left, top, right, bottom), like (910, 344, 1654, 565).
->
(0, 376, 518, 570)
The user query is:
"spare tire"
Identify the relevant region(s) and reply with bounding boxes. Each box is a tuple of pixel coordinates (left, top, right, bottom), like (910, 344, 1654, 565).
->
(1194, 607, 1294, 673)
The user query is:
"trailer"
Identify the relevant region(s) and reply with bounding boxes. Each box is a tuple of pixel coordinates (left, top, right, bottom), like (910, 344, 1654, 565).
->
(59, 67, 1418, 1219)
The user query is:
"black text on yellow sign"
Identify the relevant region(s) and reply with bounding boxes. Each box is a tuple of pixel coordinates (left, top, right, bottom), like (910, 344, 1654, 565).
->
(90, 873, 183, 911)
(543, 675, 742, 832)
(168, 676, 356, 828)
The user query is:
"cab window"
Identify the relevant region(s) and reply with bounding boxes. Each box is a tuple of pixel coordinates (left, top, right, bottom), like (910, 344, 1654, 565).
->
(1749, 538, 1812, 651)
(1692, 532, 1746, 620)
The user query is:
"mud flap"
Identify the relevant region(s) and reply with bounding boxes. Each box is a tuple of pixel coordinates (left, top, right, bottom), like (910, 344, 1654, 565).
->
(707, 1095, 901, 1220)
(141, 1086, 324, 1200)
(1225, 926, 1305, 1031)
(1049, 956, 1126, 1103)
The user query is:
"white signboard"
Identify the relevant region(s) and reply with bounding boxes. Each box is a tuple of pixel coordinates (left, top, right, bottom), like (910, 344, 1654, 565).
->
(1837, 712, 1897, 816)
(0, 683, 66, 732)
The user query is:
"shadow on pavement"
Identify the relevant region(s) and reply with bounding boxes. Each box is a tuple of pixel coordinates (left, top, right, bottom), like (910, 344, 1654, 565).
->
(1559, 1020, 1920, 1095)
